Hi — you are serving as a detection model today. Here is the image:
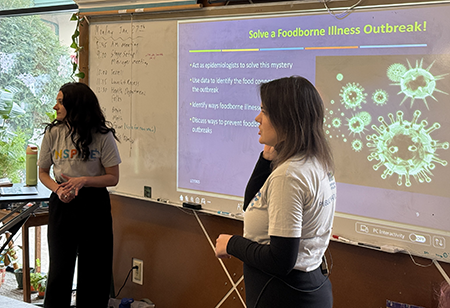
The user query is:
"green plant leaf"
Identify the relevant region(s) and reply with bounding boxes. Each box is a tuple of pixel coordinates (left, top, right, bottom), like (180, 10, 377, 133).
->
(75, 72, 85, 79)
(71, 30, 80, 40)
(69, 11, 84, 80)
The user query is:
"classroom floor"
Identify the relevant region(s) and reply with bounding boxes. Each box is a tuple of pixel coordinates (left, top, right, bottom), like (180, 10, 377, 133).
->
(0, 294, 40, 308)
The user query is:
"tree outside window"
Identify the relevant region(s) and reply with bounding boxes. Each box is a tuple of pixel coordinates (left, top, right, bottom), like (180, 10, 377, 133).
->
(0, 0, 76, 182)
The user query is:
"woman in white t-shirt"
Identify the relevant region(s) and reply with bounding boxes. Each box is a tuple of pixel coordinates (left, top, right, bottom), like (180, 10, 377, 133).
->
(215, 76, 335, 308)
(38, 82, 121, 308)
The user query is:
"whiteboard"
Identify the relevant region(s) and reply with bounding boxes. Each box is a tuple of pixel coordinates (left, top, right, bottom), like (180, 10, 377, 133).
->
(90, 19, 182, 204)
(89, 2, 450, 262)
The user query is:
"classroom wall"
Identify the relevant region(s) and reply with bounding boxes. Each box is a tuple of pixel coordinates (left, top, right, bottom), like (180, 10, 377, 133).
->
(111, 195, 450, 308)
(111, 195, 245, 308)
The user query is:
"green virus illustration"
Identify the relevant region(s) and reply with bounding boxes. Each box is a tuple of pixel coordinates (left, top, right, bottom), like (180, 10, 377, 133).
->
(391, 58, 448, 109)
(366, 110, 449, 187)
(372, 89, 389, 106)
(332, 117, 342, 128)
(387, 63, 407, 82)
(351, 139, 363, 152)
(346, 114, 368, 137)
(357, 111, 372, 126)
(339, 82, 367, 111)
(336, 73, 343, 81)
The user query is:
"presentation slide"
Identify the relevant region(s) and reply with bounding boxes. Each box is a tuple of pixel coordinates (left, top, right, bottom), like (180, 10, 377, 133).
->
(177, 2, 450, 241)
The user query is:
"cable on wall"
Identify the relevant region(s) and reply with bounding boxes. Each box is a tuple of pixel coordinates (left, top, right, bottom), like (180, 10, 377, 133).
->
(323, 0, 363, 19)
(433, 259, 450, 285)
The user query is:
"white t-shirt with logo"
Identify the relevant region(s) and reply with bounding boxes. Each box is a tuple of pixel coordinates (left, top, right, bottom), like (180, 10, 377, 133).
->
(38, 125, 121, 183)
(244, 155, 336, 272)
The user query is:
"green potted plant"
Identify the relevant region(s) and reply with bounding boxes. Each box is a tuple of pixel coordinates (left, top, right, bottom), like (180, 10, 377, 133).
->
(30, 271, 47, 298)
(1, 233, 21, 282)
(30, 258, 46, 298)
(14, 266, 35, 290)
(1, 246, 20, 269)
(0, 233, 31, 289)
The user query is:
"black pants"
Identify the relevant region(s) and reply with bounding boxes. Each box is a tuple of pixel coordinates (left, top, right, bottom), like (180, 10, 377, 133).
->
(244, 264, 333, 308)
(44, 187, 113, 308)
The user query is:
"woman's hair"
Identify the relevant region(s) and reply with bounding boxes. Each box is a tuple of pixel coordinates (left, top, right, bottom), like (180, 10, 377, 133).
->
(45, 82, 118, 161)
(259, 76, 334, 173)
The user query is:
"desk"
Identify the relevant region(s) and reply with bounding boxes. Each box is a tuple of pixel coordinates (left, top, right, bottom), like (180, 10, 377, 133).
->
(0, 183, 51, 208)
(0, 182, 51, 303)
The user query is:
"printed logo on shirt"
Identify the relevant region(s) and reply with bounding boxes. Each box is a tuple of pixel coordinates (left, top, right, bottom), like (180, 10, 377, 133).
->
(53, 148, 100, 160)
(249, 191, 262, 208)
(319, 193, 336, 207)
(328, 172, 336, 190)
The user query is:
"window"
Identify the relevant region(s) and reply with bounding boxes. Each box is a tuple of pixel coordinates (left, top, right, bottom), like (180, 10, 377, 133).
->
(0, 1, 77, 182)
(1, 0, 76, 11)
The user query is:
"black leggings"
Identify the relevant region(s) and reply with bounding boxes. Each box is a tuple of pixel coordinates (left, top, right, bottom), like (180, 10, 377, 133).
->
(244, 264, 333, 308)
(44, 187, 113, 308)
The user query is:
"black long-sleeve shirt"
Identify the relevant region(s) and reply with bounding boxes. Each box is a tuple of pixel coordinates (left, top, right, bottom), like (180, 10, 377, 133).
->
(243, 151, 272, 211)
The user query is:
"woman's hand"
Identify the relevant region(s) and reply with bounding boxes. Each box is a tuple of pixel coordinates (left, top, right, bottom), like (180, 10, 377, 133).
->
(215, 234, 233, 259)
(60, 174, 87, 197)
(40, 167, 74, 203)
(55, 185, 75, 203)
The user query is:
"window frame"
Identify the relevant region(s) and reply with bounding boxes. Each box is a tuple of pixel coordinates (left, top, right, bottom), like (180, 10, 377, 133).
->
(0, 4, 78, 17)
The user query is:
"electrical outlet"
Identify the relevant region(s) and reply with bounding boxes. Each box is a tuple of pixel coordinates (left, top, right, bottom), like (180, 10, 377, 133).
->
(132, 258, 143, 285)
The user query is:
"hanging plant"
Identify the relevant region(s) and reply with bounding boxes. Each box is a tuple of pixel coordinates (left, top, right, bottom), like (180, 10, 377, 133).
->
(70, 13, 85, 79)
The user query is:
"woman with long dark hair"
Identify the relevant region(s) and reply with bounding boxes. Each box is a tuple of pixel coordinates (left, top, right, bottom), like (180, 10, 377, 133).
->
(38, 82, 121, 308)
(216, 76, 335, 307)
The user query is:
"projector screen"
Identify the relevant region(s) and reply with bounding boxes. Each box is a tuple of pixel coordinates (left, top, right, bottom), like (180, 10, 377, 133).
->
(89, 1, 450, 261)
(177, 3, 450, 260)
